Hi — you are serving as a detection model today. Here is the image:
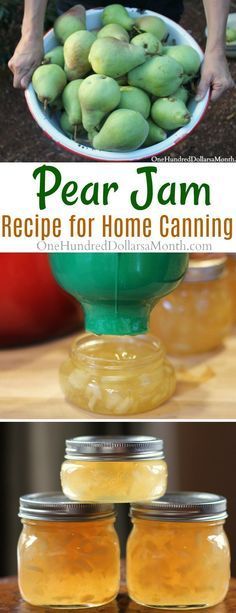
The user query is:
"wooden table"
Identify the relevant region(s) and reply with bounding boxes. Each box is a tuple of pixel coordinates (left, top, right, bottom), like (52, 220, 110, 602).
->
(0, 330, 236, 420)
(0, 577, 235, 612)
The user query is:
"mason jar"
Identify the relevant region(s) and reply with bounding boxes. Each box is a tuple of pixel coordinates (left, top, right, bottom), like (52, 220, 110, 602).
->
(60, 333, 176, 415)
(61, 435, 167, 503)
(18, 493, 120, 608)
(227, 254, 236, 321)
(127, 492, 230, 609)
(150, 257, 233, 354)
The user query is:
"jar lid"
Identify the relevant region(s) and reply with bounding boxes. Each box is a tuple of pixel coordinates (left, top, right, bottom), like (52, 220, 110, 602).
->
(131, 492, 228, 522)
(65, 435, 164, 461)
(184, 257, 227, 283)
(19, 492, 115, 522)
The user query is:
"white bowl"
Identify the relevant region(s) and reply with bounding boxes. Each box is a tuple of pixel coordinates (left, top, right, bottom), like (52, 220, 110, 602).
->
(206, 13, 236, 59)
(25, 7, 209, 161)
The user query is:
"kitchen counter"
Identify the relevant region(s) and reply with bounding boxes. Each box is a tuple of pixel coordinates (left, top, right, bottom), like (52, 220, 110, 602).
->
(0, 577, 235, 612)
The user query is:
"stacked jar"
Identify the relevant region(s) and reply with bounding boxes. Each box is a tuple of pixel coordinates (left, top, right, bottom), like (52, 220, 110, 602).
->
(17, 435, 231, 609)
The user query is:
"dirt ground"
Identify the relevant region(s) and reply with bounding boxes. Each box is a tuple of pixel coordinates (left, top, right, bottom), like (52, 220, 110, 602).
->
(1, 0, 236, 162)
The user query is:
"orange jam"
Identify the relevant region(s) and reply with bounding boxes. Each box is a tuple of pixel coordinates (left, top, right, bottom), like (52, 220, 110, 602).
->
(61, 436, 167, 503)
(60, 333, 176, 415)
(18, 493, 120, 608)
(127, 493, 230, 609)
(150, 258, 233, 355)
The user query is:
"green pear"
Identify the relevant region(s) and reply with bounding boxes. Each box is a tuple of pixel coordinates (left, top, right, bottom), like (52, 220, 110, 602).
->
(32, 64, 67, 109)
(89, 37, 146, 78)
(144, 119, 167, 146)
(54, 4, 86, 43)
(64, 30, 96, 78)
(135, 15, 167, 41)
(92, 109, 149, 151)
(131, 32, 162, 55)
(43, 46, 64, 68)
(165, 45, 201, 83)
(79, 73, 121, 132)
(62, 79, 83, 138)
(226, 27, 236, 43)
(128, 56, 183, 97)
(102, 4, 134, 31)
(172, 85, 189, 104)
(97, 23, 129, 42)
(151, 97, 191, 130)
(118, 85, 151, 118)
(60, 111, 74, 136)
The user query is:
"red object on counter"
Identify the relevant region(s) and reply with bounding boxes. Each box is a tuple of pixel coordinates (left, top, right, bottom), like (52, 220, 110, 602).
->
(0, 254, 83, 347)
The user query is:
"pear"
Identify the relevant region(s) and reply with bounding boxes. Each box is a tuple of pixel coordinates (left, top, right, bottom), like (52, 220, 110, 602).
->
(135, 16, 167, 41)
(226, 27, 236, 43)
(144, 119, 167, 146)
(97, 23, 129, 42)
(131, 32, 162, 55)
(32, 64, 67, 109)
(92, 109, 149, 151)
(89, 37, 146, 78)
(64, 30, 96, 78)
(151, 97, 191, 130)
(79, 73, 121, 133)
(172, 85, 189, 104)
(60, 111, 74, 136)
(118, 85, 151, 118)
(102, 4, 134, 31)
(165, 45, 201, 83)
(62, 79, 83, 138)
(128, 56, 183, 97)
(43, 46, 64, 68)
(54, 4, 86, 43)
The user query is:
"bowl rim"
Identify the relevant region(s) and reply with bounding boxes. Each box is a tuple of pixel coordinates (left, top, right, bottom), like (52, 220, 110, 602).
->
(25, 7, 210, 162)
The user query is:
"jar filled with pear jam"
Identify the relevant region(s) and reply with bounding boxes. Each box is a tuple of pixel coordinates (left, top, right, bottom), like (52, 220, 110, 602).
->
(60, 333, 176, 415)
(127, 492, 230, 610)
(18, 493, 120, 608)
(151, 258, 232, 355)
(61, 436, 167, 503)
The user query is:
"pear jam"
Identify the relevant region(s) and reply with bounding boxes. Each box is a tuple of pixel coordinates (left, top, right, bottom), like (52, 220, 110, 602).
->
(60, 333, 176, 415)
(61, 436, 167, 504)
(227, 255, 236, 320)
(151, 258, 233, 355)
(18, 493, 120, 608)
(127, 492, 230, 610)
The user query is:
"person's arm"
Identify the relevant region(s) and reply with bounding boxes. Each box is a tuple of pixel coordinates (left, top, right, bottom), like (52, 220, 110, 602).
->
(8, 0, 48, 89)
(196, 0, 234, 101)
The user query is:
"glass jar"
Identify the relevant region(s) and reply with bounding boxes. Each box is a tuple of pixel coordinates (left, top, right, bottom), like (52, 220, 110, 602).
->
(227, 255, 236, 321)
(60, 333, 176, 415)
(127, 492, 230, 609)
(61, 435, 167, 503)
(18, 493, 120, 608)
(150, 257, 233, 355)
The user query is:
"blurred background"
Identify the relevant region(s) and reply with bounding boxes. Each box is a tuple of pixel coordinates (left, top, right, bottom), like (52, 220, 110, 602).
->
(0, 421, 236, 577)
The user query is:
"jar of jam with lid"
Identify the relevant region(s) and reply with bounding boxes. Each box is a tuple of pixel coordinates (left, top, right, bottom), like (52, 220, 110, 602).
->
(150, 257, 233, 354)
(127, 491, 230, 609)
(18, 492, 120, 608)
(61, 435, 168, 503)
